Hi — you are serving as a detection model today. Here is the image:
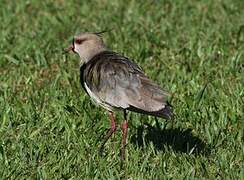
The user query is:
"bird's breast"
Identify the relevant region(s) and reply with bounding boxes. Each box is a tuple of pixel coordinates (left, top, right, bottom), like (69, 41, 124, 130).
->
(84, 82, 114, 111)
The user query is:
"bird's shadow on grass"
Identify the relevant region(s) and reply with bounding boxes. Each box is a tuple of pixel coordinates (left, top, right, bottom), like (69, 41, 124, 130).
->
(130, 120, 209, 156)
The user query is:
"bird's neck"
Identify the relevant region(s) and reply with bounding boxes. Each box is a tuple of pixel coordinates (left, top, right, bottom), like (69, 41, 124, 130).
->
(80, 46, 107, 64)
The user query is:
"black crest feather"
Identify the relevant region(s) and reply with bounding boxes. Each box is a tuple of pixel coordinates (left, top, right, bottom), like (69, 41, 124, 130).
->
(94, 29, 113, 36)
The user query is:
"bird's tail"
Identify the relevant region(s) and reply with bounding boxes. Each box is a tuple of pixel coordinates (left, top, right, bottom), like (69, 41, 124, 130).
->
(127, 103, 173, 120)
(150, 103, 173, 120)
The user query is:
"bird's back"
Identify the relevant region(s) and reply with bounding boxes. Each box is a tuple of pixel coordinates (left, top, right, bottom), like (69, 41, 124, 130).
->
(80, 51, 173, 119)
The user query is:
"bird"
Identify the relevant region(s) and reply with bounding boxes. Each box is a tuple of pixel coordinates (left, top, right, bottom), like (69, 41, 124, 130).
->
(65, 31, 173, 163)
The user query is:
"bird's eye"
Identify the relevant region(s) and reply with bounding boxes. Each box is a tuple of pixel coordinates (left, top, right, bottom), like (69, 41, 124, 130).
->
(75, 38, 84, 44)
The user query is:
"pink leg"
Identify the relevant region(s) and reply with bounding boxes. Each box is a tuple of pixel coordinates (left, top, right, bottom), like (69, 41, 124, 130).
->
(99, 111, 117, 156)
(120, 110, 128, 162)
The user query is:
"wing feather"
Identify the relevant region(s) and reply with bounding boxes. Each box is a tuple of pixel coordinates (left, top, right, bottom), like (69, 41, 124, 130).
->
(84, 51, 170, 113)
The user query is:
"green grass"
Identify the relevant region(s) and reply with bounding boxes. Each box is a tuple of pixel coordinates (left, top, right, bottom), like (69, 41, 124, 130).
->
(0, 0, 243, 179)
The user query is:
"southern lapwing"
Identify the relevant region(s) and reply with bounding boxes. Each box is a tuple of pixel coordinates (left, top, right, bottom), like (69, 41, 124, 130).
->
(65, 32, 173, 163)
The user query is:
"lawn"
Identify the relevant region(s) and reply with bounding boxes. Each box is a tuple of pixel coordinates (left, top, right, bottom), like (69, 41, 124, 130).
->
(0, 0, 243, 179)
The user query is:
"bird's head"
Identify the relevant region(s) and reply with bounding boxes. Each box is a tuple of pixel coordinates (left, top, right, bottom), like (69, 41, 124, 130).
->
(65, 32, 107, 63)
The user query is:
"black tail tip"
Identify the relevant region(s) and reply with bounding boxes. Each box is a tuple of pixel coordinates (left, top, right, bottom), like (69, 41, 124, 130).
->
(160, 103, 173, 120)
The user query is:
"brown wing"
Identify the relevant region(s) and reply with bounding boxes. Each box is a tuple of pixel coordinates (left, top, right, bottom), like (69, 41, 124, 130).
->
(84, 51, 171, 114)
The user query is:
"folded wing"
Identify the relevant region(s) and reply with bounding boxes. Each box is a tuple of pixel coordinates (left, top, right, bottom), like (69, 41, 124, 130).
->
(83, 51, 172, 119)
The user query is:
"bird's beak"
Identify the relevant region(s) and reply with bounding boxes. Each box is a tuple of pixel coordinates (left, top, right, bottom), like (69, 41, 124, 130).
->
(64, 44, 75, 53)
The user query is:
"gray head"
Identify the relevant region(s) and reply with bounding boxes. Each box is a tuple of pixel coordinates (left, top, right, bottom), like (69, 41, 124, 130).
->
(65, 32, 107, 63)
